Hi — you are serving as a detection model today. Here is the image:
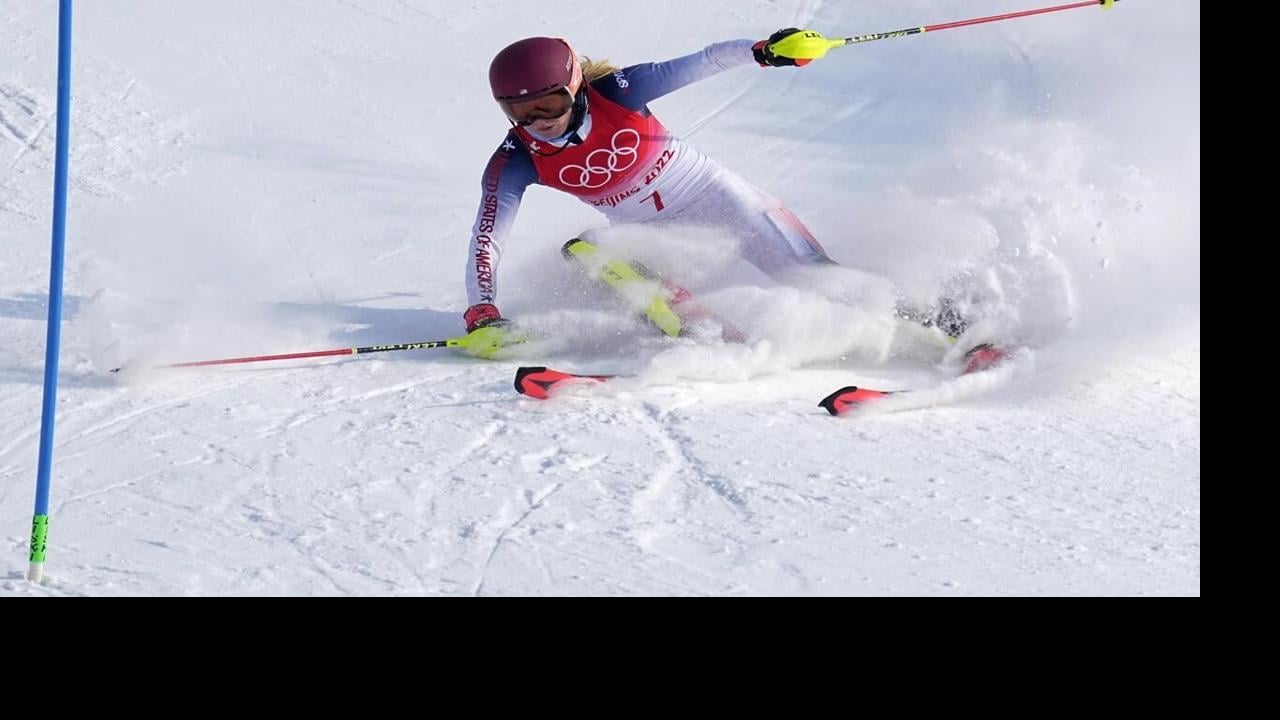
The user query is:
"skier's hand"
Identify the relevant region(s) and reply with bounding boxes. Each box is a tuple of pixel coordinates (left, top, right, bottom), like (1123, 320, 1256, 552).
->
(463, 320, 524, 359)
(464, 303, 502, 333)
(753, 28, 814, 67)
(461, 304, 526, 359)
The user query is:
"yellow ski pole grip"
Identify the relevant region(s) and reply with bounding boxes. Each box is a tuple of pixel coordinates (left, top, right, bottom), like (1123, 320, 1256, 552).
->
(768, 30, 844, 60)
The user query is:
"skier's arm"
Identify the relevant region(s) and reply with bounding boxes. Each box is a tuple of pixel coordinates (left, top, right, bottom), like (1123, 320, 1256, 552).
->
(596, 27, 819, 110)
(464, 137, 538, 325)
(597, 39, 758, 110)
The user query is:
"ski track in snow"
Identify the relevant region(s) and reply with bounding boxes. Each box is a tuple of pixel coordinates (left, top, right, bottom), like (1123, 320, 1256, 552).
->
(472, 480, 565, 596)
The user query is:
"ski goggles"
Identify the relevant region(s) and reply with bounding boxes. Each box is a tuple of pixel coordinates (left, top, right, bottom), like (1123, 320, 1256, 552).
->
(500, 89, 574, 126)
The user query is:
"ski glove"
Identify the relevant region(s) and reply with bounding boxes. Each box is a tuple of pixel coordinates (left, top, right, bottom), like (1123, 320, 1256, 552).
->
(462, 303, 524, 359)
(464, 303, 502, 332)
(753, 28, 814, 67)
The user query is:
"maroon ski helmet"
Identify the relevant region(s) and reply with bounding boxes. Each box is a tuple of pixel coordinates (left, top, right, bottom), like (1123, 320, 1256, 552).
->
(489, 37, 583, 103)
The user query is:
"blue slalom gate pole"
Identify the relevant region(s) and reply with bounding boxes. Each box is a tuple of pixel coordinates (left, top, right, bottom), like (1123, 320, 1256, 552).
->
(30, 0, 74, 584)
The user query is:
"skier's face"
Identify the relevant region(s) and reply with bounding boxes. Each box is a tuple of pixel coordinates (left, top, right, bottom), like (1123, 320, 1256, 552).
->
(502, 90, 574, 137)
(528, 112, 572, 138)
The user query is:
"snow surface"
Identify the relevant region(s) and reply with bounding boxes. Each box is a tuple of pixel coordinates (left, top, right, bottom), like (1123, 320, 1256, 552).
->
(1, 0, 1199, 595)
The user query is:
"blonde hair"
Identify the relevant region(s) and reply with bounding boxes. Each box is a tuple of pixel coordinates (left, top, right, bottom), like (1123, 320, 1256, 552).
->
(579, 57, 622, 82)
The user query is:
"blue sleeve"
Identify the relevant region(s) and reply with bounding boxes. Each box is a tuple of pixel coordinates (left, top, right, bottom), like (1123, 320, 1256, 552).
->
(592, 39, 757, 112)
(465, 135, 539, 308)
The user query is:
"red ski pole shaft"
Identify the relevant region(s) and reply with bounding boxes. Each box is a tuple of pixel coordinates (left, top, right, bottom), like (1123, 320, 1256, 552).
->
(109, 337, 468, 373)
(839, 0, 1119, 46)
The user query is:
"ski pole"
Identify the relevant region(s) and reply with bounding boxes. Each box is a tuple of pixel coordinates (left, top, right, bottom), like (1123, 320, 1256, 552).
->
(109, 336, 471, 373)
(769, 0, 1120, 60)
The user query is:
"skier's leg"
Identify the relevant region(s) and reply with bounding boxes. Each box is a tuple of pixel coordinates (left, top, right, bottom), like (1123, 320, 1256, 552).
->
(561, 233, 745, 342)
(700, 175, 974, 361)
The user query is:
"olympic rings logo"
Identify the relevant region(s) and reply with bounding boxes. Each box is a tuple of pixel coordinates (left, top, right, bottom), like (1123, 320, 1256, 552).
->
(558, 129, 641, 189)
